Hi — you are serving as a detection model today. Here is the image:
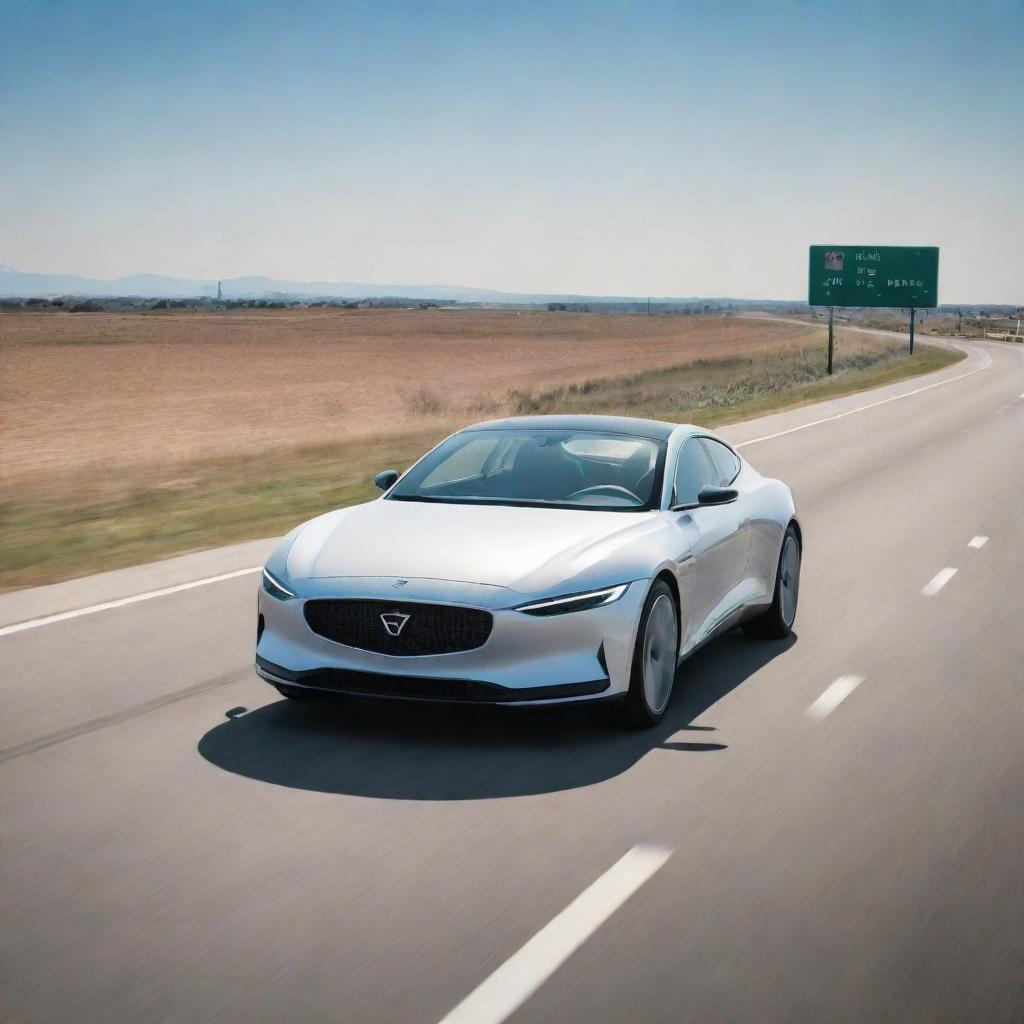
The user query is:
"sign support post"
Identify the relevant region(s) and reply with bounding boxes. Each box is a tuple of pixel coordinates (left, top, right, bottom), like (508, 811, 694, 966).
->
(827, 306, 834, 375)
(909, 308, 915, 355)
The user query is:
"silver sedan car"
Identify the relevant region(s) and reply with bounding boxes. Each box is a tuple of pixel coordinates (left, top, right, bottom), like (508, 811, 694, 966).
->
(256, 415, 801, 726)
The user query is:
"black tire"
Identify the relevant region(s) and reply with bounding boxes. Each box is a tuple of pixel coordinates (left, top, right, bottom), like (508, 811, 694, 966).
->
(619, 579, 679, 728)
(742, 524, 800, 640)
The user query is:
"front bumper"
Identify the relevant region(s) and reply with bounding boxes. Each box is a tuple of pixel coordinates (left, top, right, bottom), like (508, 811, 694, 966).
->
(255, 575, 645, 706)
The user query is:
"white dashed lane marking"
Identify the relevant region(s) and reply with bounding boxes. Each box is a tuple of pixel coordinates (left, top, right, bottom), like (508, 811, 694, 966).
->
(922, 568, 958, 597)
(967, 536, 988, 549)
(438, 844, 673, 1024)
(805, 676, 864, 720)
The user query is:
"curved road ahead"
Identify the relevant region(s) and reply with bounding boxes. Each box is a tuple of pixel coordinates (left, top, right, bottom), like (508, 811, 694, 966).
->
(2, 335, 1023, 1023)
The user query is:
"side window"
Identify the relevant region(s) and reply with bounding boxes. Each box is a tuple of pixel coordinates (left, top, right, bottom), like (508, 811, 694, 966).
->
(672, 438, 715, 506)
(700, 438, 740, 486)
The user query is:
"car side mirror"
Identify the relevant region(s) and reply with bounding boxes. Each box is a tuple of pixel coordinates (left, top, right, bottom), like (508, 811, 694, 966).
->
(374, 469, 400, 491)
(697, 485, 738, 505)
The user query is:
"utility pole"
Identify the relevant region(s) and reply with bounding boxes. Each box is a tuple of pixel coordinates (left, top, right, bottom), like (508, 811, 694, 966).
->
(909, 307, 915, 355)
(827, 306, 834, 375)
(217, 280, 222, 303)
(647, 296, 651, 316)
(956, 307, 962, 334)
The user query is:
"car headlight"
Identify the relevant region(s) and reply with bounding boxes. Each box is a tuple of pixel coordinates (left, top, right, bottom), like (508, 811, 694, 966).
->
(514, 583, 629, 616)
(262, 567, 296, 600)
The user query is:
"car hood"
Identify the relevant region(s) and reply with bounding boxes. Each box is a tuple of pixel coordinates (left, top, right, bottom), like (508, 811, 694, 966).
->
(284, 499, 661, 594)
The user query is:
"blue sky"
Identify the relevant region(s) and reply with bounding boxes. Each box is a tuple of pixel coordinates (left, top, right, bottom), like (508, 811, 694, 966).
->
(2, 0, 1021, 301)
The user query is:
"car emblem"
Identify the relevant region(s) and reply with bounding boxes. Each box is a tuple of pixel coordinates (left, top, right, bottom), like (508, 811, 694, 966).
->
(380, 612, 410, 637)
(393, 579, 409, 588)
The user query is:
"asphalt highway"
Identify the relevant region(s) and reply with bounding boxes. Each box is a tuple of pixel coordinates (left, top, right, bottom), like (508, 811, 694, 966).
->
(2, 334, 1022, 1024)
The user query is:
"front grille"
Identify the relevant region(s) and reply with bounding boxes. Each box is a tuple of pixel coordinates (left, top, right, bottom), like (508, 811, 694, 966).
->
(303, 599, 493, 656)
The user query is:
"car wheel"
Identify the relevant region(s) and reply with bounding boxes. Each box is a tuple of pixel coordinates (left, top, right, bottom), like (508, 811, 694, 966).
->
(620, 579, 679, 727)
(742, 524, 800, 640)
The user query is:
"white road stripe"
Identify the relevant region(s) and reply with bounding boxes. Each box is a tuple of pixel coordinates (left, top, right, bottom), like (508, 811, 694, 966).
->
(437, 844, 673, 1024)
(967, 536, 989, 549)
(805, 675, 863, 720)
(921, 567, 957, 597)
(0, 567, 262, 638)
(736, 364, 985, 448)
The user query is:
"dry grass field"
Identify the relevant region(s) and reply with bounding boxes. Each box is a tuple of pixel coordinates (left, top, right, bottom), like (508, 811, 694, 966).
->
(5, 308, 823, 494)
(1, 308, 962, 589)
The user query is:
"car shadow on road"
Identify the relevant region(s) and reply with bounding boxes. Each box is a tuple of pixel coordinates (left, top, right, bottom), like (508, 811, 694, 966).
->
(198, 631, 795, 800)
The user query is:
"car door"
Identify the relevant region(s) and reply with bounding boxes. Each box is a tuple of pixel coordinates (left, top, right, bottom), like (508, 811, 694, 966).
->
(670, 437, 748, 650)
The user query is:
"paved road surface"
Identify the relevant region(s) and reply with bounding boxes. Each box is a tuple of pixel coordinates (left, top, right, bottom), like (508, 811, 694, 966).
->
(2, 335, 1022, 1024)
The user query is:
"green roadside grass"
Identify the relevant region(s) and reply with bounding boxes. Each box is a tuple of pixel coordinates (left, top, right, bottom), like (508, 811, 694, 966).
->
(1, 339, 963, 592)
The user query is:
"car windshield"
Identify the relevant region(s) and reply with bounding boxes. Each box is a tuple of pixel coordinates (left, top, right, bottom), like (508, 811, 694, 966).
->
(388, 428, 667, 511)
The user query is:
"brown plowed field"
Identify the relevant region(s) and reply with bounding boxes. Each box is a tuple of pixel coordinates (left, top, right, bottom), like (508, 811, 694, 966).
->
(2, 308, 818, 494)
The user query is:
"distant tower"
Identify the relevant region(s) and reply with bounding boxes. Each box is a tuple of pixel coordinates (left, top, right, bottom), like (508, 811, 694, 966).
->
(217, 280, 223, 302)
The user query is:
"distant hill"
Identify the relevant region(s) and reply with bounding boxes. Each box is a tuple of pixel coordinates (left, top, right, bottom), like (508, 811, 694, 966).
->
(2, 266, 1017, 312)
(0, 266, 710, 304)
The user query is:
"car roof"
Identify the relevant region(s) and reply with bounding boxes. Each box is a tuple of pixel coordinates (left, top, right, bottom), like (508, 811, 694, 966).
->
(462, 414, 688, 441)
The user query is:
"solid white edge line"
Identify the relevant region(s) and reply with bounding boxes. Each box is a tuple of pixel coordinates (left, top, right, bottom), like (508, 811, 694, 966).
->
(0, 566, 262, 638)
(735, 363, 985, 448)
(967, 536, 989, 549)
(921, 567, 957, 597)
(805, 675, 863, 720)
(437, 844, 673, 1024)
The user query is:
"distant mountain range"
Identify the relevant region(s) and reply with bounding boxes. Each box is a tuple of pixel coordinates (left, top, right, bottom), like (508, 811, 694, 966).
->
(0, 266, 710, 304)
(2, 267, 1017, 311)
(0, 267, 498, 301)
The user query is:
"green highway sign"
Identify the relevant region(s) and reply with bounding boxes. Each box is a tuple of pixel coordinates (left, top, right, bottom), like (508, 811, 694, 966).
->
(808, 245, 939, 308)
